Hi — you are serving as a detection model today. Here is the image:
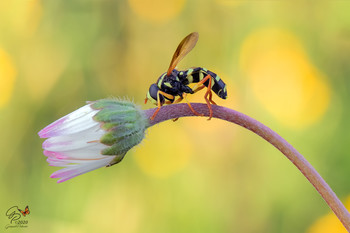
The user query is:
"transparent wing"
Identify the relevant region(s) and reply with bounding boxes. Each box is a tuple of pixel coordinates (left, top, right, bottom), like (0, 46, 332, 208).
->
(167, 32, 199, 76)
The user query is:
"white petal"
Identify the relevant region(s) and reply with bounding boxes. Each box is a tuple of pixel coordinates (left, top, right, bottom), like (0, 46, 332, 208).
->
(44, 146, 108, 160)
(42, 125, 107, 151)
(38, 104, 100, 138)
(50, 156, 115, 183)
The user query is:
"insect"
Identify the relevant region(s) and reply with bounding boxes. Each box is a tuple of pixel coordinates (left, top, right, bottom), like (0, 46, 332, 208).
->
(145, 32, 227, 120)
(18, 206, 30, 217)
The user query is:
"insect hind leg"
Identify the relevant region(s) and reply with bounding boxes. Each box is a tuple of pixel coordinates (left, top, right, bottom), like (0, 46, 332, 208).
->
(190, 74, 216, 120)
(208, 89, 216, 105)
(203, 75, 214, 120)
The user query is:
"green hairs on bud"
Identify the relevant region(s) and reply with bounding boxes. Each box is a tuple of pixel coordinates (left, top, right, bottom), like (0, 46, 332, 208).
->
(91, 98, 149, 166)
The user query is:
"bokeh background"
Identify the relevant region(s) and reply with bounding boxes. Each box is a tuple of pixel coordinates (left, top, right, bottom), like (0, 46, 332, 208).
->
(1, 0, 350, 232)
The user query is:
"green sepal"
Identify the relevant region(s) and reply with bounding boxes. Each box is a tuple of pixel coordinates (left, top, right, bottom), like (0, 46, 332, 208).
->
(91, 99, 134, 110)
(94, 108, 140, 124)
(90, 98, 149, 157)
(101, 131, 145, 155)
(106, 153, 126, 167)
(100, 122, 146, 145)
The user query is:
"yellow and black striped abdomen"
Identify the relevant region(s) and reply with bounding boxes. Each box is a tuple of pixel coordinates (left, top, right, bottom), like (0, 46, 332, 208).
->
(178, 67, 227, 99)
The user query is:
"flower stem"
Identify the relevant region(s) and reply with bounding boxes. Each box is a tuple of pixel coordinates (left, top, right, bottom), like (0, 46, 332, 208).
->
(144, 103, 350, 231)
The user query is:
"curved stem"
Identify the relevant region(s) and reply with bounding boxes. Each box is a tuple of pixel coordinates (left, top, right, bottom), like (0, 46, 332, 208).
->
(144, 103, 350, 231)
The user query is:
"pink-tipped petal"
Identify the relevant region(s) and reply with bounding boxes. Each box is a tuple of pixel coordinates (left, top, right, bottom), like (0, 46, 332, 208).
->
(47, 157, 70, 166)
(38, 118, 67, 138)
(43, 150, 69, 159)
(50, 167, 77, 178)
(38, 104, 100, 138)
(44, 147, 107, 160)
(50, 156, 115, 183)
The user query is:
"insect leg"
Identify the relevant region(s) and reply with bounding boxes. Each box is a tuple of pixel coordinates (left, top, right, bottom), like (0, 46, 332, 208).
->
(150, 91, 175, 120)
(189, 74, 215, 120)
(203, 75, 214, 120)
(192, 82, 216, 105)
(192, 82, 205, 93)
(150, 91, 164, 120)
(182, 93, 203, 116)
(170, 97, 184, 121)
(208, 89, 217, 105)
(173, 96, 183, 104)
(158, 90, 176, 100)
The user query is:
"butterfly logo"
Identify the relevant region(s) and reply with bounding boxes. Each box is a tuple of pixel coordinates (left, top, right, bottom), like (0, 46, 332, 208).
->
(17, 206, 30, 217)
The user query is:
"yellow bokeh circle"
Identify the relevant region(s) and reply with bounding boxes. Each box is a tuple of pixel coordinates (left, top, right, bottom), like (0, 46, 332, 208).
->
(0, 0, 42, 37)
(0, 48, 16, 108)
(240, 28, 331, 128)
(134, 121, 193, 178)
(307, 196, 350, 233)
(128, 0, 186, 23)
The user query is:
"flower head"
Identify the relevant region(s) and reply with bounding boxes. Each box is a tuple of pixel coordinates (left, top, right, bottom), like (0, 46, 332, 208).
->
(38, 99, 149, 183)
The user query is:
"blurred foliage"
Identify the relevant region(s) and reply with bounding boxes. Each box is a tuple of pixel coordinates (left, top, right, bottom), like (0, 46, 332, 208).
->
(1, 0, 350, 232)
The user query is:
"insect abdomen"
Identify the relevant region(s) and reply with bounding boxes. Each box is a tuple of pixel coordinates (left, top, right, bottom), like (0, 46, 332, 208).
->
(179, 67, 227, 99)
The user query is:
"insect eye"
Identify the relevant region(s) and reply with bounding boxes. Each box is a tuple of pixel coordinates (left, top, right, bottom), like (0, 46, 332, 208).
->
(149, 84, 165, 104)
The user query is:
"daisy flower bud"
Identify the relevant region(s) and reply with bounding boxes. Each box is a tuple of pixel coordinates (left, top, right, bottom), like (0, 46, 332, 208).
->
(38, 99, 149, 183)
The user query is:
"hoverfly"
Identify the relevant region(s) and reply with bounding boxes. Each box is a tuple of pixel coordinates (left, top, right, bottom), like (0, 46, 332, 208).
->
(145, 32, 227, 120)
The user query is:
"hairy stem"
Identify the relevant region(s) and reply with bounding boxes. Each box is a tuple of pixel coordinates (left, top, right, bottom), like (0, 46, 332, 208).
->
(144, 103, 350, 231)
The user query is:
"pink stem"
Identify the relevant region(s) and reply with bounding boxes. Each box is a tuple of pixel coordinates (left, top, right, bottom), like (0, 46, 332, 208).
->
(144, 103, 350, 231)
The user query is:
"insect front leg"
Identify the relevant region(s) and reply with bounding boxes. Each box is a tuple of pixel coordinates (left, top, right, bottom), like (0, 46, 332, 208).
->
(150, 92, 162, 120)
(150, 90, 174, 120)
